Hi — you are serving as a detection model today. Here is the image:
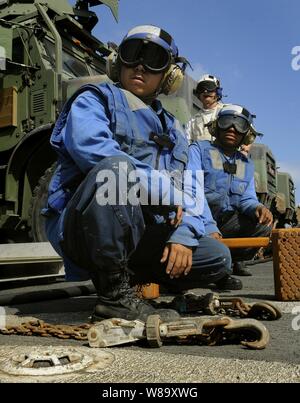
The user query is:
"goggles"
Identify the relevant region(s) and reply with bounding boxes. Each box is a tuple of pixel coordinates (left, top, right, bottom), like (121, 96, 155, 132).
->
(119, 39, 171, 73)
(217, 115, 250, 135)
(197, 81, 218, 93)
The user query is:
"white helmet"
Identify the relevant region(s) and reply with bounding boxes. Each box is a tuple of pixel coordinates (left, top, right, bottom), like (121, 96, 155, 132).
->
(194, 74, 222, 99)
(217, 104, 254, 124)
(199, 74, 221, 87)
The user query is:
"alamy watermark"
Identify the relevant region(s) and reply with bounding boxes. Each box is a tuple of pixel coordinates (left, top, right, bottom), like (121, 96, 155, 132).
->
(95, 163, 204, 216)
(291, 306, 300, 331)
(291, 46, 300, 71)
(0, 46, 6, 71)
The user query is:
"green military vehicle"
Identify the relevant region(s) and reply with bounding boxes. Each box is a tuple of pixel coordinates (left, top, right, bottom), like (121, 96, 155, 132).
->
(248, 144, 297, 227)
(248, 143, 277, 211)
(296, 205, 300, 227)
(0, 0, 119, 243)
(275, 172, 297, 227)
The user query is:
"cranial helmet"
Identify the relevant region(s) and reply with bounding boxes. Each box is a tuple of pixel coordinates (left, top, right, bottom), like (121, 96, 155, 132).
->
(194, 74, 223, 100)
(207, 104, 262, 145)
(106, 25, 188, 95)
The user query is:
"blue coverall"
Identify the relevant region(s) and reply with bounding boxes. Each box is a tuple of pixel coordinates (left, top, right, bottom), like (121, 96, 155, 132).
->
(188, 140, 271, 261)
(43, 83, 231, 290)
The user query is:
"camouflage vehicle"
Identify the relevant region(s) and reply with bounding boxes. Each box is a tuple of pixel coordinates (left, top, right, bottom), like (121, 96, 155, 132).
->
(248, 143, 277, 210)
(275, 172, 297, 227)
(0, 0, 119, 242)
(248, 144, 297, 228)
(296, 205, 300, 227)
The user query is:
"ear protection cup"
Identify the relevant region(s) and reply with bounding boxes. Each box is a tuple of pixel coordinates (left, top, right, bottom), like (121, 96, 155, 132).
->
(161, 64, 184, 95)
(243, 131, 256, 145)
(216, 87, 223, 100)
(206, 120, 218, 137)
(106, 51, 119, 82)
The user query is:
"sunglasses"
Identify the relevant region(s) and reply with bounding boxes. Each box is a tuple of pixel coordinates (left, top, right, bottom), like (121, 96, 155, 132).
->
(217, 115, 250, 135)
(119, 39, 171, 73)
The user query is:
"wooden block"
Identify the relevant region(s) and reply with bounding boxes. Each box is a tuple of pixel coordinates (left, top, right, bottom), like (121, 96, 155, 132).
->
(221, 237, 270, 249)
(136, 283, 160, 300)
(272, 228, 300, 301)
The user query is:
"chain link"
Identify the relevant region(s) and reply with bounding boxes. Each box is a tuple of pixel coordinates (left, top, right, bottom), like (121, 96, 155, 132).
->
(0, 320, 92, 340)
(218, 297, 252, 318)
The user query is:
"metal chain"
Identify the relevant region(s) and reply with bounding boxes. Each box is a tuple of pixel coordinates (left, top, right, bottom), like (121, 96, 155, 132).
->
(217, 297, 252, 318)
(0, 320, 92, 340)
(1, 315, 270, 349)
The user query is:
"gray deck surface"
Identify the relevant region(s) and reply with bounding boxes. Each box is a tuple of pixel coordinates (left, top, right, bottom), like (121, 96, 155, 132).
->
(0, 261, 299, 383)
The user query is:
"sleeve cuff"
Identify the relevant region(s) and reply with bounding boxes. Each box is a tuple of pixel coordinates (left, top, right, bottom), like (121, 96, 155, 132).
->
(167, 225, 201, 247)
(242, 202, 261, 218)
(205, 223, 220, 235)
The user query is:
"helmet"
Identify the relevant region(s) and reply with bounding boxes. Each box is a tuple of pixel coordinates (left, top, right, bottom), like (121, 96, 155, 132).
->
(106, 25, 187, 95)
(194, 74, 222, 100)
(207, 104, 260, 145)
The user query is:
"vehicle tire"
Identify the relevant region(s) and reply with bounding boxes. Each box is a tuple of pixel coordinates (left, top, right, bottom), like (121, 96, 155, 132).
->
(28, 163, 64, 275)
(29, 163, 56, 242)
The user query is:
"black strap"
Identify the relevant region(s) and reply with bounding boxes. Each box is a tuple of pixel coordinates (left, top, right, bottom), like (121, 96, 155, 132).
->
(149, 132, 175, 150)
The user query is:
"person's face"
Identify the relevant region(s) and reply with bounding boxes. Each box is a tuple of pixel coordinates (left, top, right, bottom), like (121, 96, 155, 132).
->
(217, 126, 244, 150)
(120, 64, 164, 100)
(199, 91, 218, 109)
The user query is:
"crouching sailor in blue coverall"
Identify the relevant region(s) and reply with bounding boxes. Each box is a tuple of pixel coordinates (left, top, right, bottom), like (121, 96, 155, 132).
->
(43, 25, 233, 323)
(188, 104, 273, 280)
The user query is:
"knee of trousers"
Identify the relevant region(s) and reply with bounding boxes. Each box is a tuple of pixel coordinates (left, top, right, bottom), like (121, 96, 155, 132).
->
(216, 242, 232, 274)
(89, 156, 137, 200)
(195, 237, 232, 275)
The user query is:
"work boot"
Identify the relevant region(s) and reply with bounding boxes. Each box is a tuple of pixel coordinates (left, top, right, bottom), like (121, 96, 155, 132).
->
(91, 267, 180, 323)
(232, 261, 252, 277)
(215, 274, 243, 291)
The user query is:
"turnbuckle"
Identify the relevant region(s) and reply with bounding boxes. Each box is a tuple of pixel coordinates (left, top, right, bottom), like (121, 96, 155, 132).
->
(88, 314, 270, 350)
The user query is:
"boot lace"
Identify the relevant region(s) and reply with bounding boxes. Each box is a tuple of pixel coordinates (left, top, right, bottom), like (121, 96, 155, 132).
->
(119, 271, 153, 308)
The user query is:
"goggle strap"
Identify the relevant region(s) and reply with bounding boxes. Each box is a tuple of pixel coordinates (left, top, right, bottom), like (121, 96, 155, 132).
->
(174, 56, 191, 72)
(159, 29, 173, 46)
(241, 108, 251, 119)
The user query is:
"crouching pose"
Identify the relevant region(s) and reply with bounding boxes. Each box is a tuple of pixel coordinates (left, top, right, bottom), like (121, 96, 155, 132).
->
(189, 104, 273, 279)
(43, 26, 232, 322)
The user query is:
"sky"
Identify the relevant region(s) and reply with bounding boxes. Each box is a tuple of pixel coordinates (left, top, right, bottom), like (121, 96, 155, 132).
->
(90, 0, 300, 204)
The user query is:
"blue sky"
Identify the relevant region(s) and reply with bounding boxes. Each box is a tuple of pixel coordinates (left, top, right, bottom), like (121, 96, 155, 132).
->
(91, 0, 300, 203)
